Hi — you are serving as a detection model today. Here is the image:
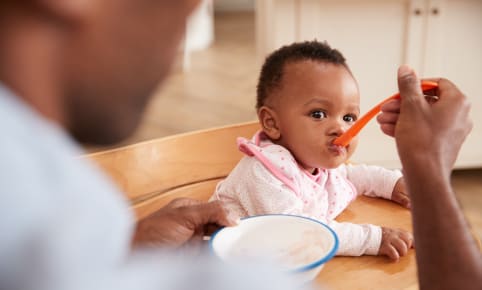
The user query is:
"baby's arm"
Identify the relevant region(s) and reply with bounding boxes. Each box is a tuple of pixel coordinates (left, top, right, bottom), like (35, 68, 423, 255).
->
(326, 220, 382, 256)
(329, 221, 413, 260)
(340, 164, 402, 200)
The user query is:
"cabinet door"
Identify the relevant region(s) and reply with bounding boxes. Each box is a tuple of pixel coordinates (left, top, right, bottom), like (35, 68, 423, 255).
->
(423, 0, 482, 168)
(255, 0, 481, 168)
(256, 0, 299, 61)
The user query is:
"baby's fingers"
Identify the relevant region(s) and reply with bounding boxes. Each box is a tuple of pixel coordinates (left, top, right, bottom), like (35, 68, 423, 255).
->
(400, 194, 411, 209)
(399, 231, 414, 249)
(392, 238, 409, 257)
(386, 244, 400, 262)
(393, 192, 411, 209)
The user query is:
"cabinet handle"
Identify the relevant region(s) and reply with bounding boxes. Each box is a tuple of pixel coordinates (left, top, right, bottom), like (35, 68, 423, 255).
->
(414, 8, 422, 16)
(431, 7, 439, 15)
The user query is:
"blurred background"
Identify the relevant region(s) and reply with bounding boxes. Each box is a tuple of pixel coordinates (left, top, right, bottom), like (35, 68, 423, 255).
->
(121, 0, 258, 145)
(92, 0, 482, 241)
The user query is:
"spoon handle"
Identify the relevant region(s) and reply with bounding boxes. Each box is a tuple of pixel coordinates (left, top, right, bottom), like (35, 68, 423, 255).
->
(333, 81, 439, 147)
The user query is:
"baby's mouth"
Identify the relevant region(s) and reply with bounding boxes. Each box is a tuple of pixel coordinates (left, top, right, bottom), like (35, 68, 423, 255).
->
(328, 142, 348, 155)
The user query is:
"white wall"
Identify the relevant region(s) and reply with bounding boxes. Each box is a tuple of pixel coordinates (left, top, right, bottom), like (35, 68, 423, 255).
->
(186, 0, 214, 51)
(214, 0, 254, 11)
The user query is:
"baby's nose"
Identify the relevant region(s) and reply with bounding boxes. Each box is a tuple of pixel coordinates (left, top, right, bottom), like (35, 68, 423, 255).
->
(328, 121, 349, 136)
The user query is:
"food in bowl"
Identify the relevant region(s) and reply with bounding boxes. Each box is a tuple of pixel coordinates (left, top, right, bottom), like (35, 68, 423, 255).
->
(209, 214, 339, 282)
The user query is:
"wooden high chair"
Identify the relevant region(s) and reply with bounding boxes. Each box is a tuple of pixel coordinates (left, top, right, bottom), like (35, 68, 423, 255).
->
(86, 121, 419, 290)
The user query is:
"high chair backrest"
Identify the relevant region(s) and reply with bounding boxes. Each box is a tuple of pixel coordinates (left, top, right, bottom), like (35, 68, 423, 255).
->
(86, 121, 260, 220)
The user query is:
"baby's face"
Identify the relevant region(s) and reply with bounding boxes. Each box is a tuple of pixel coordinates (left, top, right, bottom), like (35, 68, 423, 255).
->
(268, 60, 360, 171)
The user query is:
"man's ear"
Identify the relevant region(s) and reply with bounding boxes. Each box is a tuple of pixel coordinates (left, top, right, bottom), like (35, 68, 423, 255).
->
(35, 0, 95, 23)
(258, 106, 281, 140)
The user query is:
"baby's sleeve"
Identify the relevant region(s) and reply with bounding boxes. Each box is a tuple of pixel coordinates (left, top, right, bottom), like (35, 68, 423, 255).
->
(340, 164, 402, 200)
(327, 220, 382, 256)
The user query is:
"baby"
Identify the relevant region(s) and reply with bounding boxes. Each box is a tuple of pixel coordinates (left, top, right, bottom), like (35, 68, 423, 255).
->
(210, 41, 413, 260)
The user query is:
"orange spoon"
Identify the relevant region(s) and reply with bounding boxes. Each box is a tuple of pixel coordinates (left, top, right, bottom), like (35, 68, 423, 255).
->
(333, 81, 439, 147)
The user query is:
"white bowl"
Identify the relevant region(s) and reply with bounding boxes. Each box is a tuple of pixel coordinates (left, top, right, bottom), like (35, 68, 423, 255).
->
(209, 214, 339, 282)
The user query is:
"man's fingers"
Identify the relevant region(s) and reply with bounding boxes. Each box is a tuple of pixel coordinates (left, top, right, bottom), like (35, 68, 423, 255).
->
(182, 201, 239, 230)
(207, 201, 240, 226)
(204, 223, 223, 236)
(380, 124, 396, 137)
(397, 65, 425, 107)
(180, 227, 205, 255)
(377, 112, 399, 124)
(380, 99, 401, 113)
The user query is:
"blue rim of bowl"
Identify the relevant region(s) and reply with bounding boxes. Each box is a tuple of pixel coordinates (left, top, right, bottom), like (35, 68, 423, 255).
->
(209, 213, 339, 273)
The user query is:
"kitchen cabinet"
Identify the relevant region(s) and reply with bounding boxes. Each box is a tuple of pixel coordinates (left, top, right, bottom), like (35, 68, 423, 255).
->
(256, 0, 482, 168)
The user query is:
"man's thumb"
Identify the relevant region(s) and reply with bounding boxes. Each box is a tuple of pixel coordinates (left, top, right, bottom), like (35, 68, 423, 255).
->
(397, 65, 424, 105)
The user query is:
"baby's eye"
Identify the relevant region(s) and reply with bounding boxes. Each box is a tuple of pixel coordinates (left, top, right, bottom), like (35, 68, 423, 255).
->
(310, 110, 327, 119)
(343, 114, 357, 123)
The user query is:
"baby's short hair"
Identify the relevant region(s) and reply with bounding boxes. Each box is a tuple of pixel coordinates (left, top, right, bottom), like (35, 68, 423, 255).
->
(256, 40, 348, 109)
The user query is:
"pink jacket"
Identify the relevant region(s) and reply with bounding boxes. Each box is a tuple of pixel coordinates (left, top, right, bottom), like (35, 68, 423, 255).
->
(210, 131, 402, 256)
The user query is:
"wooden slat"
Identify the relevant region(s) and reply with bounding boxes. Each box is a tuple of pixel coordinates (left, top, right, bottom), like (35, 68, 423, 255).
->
(87, 121, 259, 201)
(132, 178, 221, 220)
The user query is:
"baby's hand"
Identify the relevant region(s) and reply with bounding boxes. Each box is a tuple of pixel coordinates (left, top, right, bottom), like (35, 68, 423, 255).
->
(378, 227, 413, 262)
(391, 177, 410, 209)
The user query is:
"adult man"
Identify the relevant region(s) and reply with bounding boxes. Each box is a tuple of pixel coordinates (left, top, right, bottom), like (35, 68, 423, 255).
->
(0, 1, 265, 290)
(0, 0, 480, 289)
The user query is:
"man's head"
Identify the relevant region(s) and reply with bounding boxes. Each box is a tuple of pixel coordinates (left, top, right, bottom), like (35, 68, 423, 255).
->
(0, 0, 200, 145)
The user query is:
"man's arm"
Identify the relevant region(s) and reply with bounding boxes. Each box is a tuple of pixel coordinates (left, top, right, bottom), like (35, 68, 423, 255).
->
(378, 65, 481, 290)
(404, 160, 481, 290)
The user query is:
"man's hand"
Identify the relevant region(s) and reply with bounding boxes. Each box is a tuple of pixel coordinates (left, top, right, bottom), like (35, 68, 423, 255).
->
(378, 227, 414, 262)
(377, 65, 472, 178)
(133, 198, 239, 250)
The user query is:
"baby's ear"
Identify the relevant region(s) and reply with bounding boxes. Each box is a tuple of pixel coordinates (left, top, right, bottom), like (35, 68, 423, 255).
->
(258, 106, 281, 140)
